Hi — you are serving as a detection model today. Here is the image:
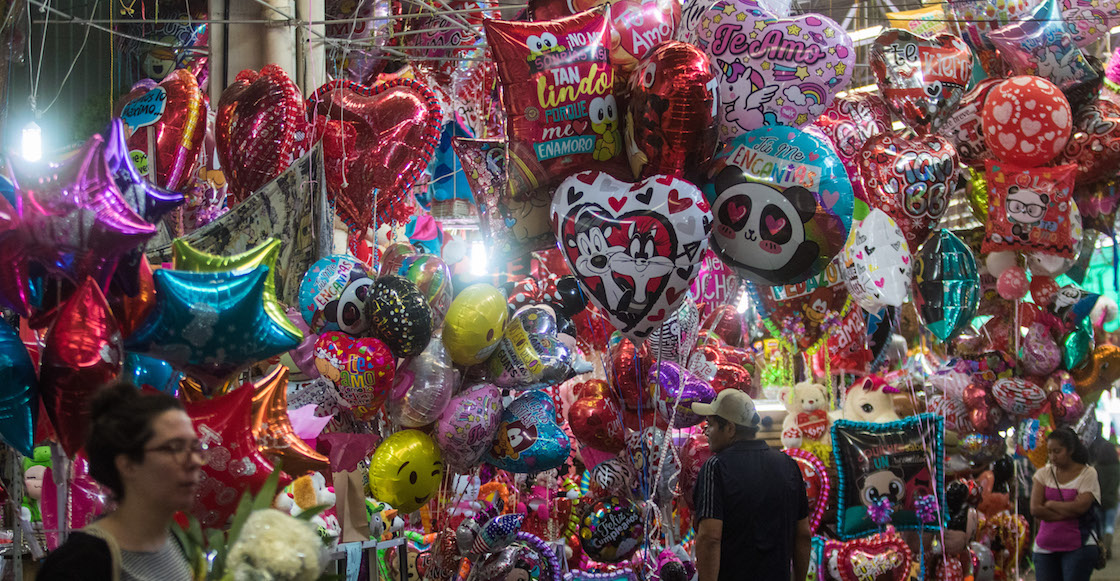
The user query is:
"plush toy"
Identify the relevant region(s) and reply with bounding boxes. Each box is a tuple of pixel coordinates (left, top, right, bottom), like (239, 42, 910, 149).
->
(779, 382, 832, 456)
(21, 446, 51, 523)
(275, 472, 340, 542)
(830, 375, 901, 423)
(367, 500, 404, 540)
(1071, 344, 1120, 402)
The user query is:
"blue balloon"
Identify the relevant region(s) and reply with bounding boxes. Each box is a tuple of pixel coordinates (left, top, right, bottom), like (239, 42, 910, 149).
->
(484, 391, 570, 473)
(704, 125, 855, 286)
(125, 266, 302, 386)
(121, 352, 182, 396)
(913, 230, 979, 341)
(297, 254, 371, 333)
(0, 319, 38, 456)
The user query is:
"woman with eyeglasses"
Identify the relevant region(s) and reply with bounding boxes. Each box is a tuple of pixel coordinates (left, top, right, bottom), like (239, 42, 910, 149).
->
(38, 382, 204, 581)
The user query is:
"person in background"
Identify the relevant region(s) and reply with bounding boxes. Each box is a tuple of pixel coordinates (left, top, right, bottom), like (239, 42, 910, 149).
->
(1090, 434, 1120, 559)
(37, 382, 204, 581)
(691, 389, 811, 581)
(1031, 426, 1101, 581)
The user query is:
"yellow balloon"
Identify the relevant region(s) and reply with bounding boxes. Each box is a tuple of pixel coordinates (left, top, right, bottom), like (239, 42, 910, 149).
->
(885, 4, 950, 36)
(441, 283, 509, 366)
(965, 167, 988, 225)
(171, 237, 301, 338)
(368, 430, 444, 514)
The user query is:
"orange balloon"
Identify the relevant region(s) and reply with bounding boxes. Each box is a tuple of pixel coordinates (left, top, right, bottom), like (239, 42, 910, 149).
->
(251, 366, 330, 478)
(111, 256, 156, 338)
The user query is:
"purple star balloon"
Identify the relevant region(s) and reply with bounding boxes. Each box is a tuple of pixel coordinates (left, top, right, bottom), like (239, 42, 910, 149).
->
(102, 119, 185, 296)
(11, 135, 157, 290)
(0, 194, 30, 316)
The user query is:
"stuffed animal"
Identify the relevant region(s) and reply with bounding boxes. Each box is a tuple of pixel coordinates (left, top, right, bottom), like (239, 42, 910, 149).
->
(275, 472, 340, 542)
(779, 382, 831, 450)
(830, 375, 901, 423)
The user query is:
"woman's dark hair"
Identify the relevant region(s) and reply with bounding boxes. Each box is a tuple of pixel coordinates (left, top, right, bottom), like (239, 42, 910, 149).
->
(1047, 427, 1090, 465)
(1090, 436, 1119, 466)
(86, 382, 184, 501)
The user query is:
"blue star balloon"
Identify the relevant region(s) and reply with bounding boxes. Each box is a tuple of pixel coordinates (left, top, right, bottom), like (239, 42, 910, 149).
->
(0, 318, 37, 456)
(125, 265, 302, 389)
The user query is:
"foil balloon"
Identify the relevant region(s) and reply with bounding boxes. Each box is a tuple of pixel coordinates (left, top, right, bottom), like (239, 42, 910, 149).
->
(885, 5, 951, 36)
(437, 383, 504, 471)
(487, 305, 579, 390)
(308, 79, 442, 230)
(647, 296, 700, 366)
(699, 303, 746, 347)
(216, 65, 307, 203)
(115, 69, 207, 192)
(947, 0, 1040, 51)
(400, 255, 453, 330)
(1021, 323, 1061, 376)
(484, 9, 617, 199)
(10, 135, 157, 289)
(869, 30, 972, 134)
(485, 390, 571, 473)
(171, 237, 300, 339)
(646, 361, 715, 427)
(125, 266, 302, 390)
(784, 448, 831, 533)
(832, 415, 945, 539)
(0, 194, 29, 316)
(281, 307, 319, 379)
(185, 384, 290, 527)
(841, 209, 912, 313)
(938, 79, 1002, 167)
(1058, 100, 1120, 185)
(314, 332, 394, 419)
(442, 283, 509, 366)
(822, 304, 873, 374)
(390, 338, 458, 428)
(688, 250, 737, 318)
(579, 496, 644, 562)
(550, 170, 711, 344)
(121, 352, 182, 395)
(567, 380, 626, 453)
(750, 265, 848, 351)
(40, 279, 123, 456)
(913, 230, 980, 342)
(0, 319, 37, 456)
(832, 533, 913, 581)
(987, 0, 1100, 95)
(364, 275, 434, 359)
(679, 432, 711, 507)
(625, 41, 720, 181)
(40, 456, 109, 551)
(981, 162, 1078, 257)
(812, 93, 893, 202)
(250, 366, 330, 477)
(857, 133, 959, 245)
(991, 377, 1047, 416)
(980, 76, 1072, 168)
(705, 126, 854, 286)
(695, 4, 853, 136)
(588, 457, 639, 497)
(324, 0, 391, 84)
(1063, 6, 1110, 46)
(368, 429, 444, 514)
(298, 254, 373, 334)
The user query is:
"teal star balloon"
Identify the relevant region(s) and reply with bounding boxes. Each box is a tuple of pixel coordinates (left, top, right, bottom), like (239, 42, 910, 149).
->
(125, 265, 302, 388)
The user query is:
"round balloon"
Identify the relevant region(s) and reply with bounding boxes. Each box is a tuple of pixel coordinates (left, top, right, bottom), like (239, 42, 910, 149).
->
(368, 429, 444, 513)
(579, 496, 644, 562)
(298, 254, 373, 334)
(437, 383, 504, 470)
(390, 338, 457, 428)
(981, 76, 1072, 168)
(487, 305, 579, 390)
(705, 126, 854, 286)
(442, 284, 509, 366)
(364, 275, 433, 358)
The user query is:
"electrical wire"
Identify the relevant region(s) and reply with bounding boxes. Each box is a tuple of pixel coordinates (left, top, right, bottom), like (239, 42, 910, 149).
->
(38, 0, 98, 116)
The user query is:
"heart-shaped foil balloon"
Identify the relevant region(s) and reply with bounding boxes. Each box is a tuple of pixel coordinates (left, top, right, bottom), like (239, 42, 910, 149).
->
(784, 448, 830, 533)
(858, 133, 960, 245)
(313, 332, 395, 419)
(115, 70, 208, 192)
(836, 534, 913, 581)
(1058, 100, 1120, 185)
(646, 361, 715, 427)
(937, 78, 1001, 167)
(550, 170, 712, 344)
(812, 93, 893, 201)
(926, 394, 973, 432)
(484, 390, 571, 473)
(567, 379, 626, 453)
(308, 78, 443, 230)
(694, 4, 854, 138)
(216, 65, 307, 203)
(869, 30, 973, 134)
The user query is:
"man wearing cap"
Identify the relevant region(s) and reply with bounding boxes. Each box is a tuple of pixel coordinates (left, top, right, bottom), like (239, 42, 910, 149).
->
(692, 389, 811, 581)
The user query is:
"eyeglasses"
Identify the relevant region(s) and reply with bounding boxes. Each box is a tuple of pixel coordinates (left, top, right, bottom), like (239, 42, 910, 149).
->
(1007, 199, 1047, 219)
(145, 439, 208, 464)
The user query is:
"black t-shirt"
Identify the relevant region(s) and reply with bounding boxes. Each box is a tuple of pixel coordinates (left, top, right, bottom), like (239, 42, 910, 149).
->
(694, 439, 809, 581)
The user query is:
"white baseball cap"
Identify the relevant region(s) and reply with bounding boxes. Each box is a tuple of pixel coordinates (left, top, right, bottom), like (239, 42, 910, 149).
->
(691, 389, 761, 428)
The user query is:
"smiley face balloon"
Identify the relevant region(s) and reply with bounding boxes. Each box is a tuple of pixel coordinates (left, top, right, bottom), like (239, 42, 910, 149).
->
(442, 284, 509, 366)
(368, 429, 444, 513)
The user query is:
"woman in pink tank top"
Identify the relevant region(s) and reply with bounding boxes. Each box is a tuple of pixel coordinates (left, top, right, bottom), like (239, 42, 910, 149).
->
(1031, 427, 1102, 581)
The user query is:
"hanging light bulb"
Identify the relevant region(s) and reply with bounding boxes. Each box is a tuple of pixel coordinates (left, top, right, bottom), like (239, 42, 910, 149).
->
(21, 122, 42, 162)
(470, 241, 488, 276)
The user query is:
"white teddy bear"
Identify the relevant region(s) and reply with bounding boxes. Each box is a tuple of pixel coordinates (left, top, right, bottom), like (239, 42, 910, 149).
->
(779, 381, 832, 450)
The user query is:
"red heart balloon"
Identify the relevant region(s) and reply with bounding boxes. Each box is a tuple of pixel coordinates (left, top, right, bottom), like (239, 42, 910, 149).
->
(567, 380, 626, 453)
(216, 65, 307, 203)
(869, 30, 972, 134)
(858, 133, 960, 245)
(1058, 100, 1120, 185)
(308, 79, 443, 230)
(837, 534, 912, 581)
(313, 331, 395, 420)
(116, 70, 208, 192)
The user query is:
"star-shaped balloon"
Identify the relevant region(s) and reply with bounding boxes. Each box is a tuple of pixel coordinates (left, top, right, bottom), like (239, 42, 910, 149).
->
(11, 135, 156, 289)
(0, 318, 38, 456)
(0, 194, 31, 316)
(171, 237, 300, 338)
(109, 254, 156, 339)
(40, 278, 124, 456)
(124, 265, 303, 390)
(250, 365, 329, 478)
(184, 384, 291, 528)
(102, 119, 185, 296)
